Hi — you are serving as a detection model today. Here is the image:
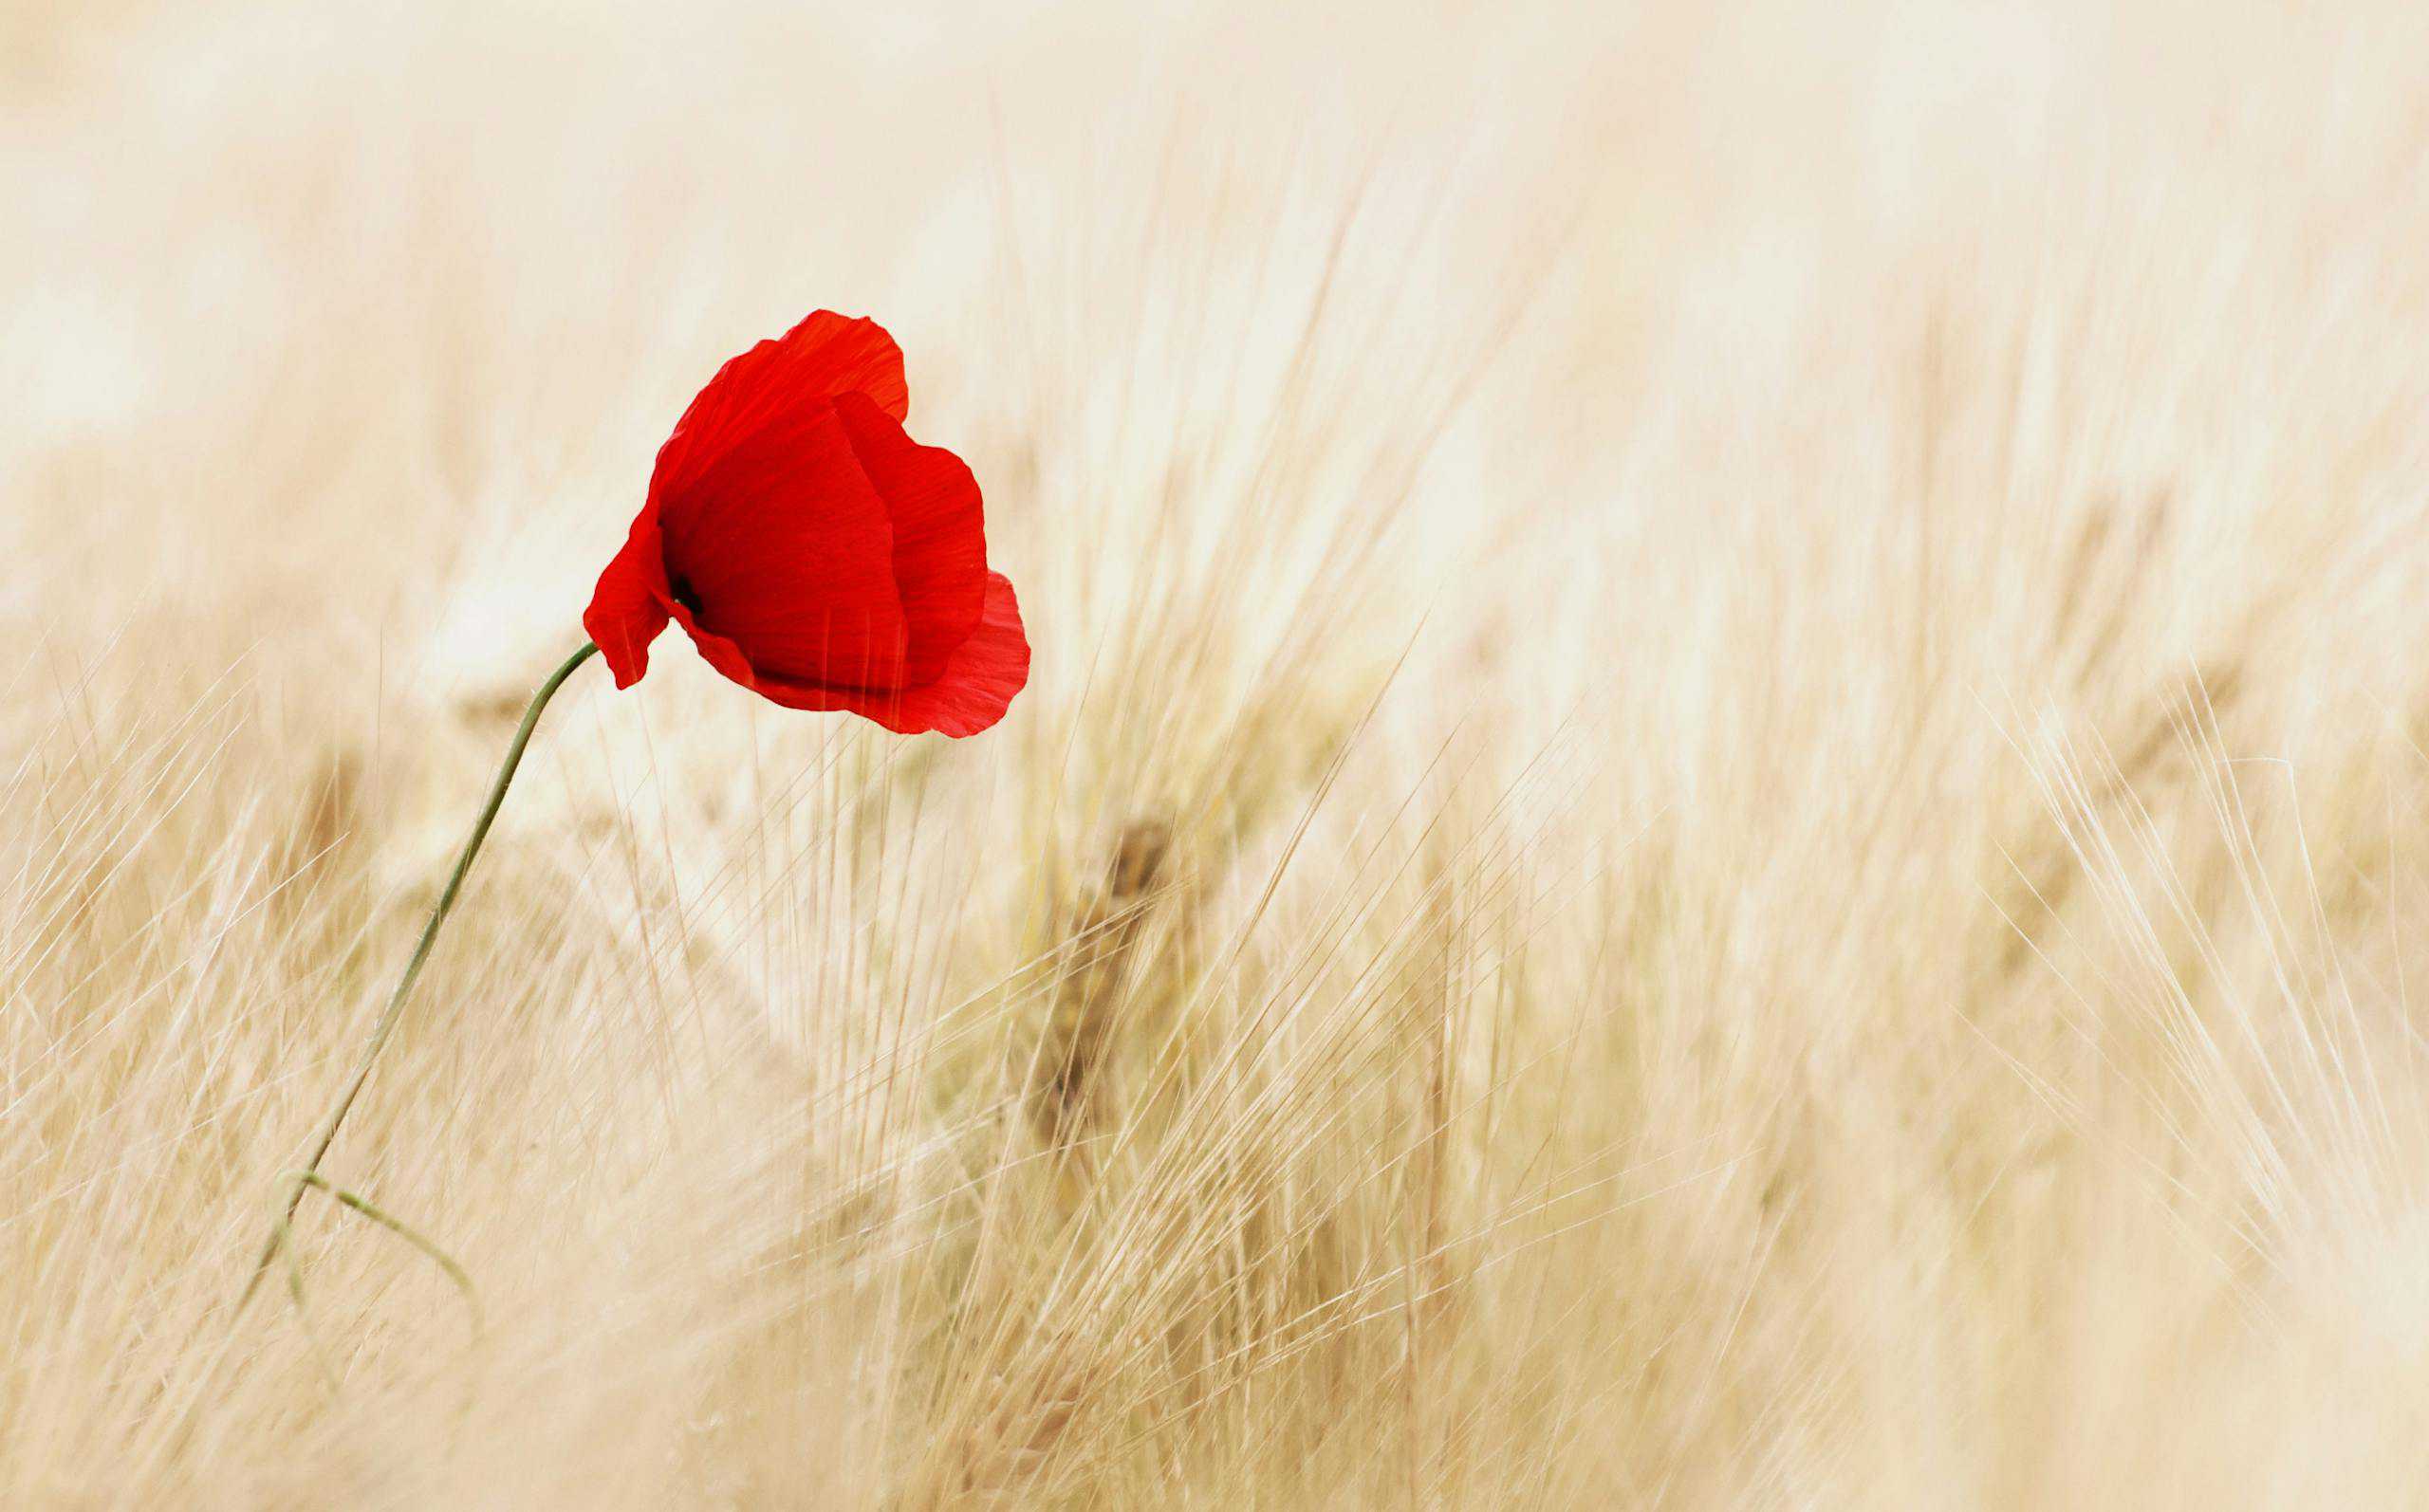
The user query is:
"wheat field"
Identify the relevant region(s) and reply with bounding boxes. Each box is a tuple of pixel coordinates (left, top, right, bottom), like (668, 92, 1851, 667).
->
(9, 0, 2429, 1505)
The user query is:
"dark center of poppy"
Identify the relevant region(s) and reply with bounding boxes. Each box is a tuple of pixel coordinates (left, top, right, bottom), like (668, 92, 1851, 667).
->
(668, 573, 706, 616)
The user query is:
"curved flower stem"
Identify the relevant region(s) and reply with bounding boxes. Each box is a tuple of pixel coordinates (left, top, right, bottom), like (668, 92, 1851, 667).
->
(234, 640, 600, 1318)
(276, 1171, 485, 1339)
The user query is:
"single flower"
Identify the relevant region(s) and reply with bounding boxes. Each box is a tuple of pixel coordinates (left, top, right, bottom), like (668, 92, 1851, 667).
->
(584, 310, 1029, 736)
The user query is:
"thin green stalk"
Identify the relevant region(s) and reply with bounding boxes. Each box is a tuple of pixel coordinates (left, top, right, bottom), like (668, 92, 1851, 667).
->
(274, 1171, 485, 1364)
(233, 640, 600, 1317)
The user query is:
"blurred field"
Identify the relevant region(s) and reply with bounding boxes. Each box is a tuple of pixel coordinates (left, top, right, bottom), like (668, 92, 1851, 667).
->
(10, 0, 2429, 1505)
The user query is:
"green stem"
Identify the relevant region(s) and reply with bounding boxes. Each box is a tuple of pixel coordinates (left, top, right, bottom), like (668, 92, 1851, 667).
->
(234, 640, 600, 1316)
(279, 1171, 486, 1337)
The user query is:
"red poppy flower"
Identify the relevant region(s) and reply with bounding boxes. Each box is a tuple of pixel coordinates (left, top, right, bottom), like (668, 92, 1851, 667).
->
(584, 311, 1029, 737)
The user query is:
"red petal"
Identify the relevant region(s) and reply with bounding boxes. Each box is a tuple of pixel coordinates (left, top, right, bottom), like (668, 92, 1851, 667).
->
(649, 311, 909, 506)
(663, 599, 762, 692)
(739, 572, 1029, 737)
(582, 503, 673, 689)
(869, 570, 1029, 736)
(658, 398, 914, 692)
(830, 392, 988, 685)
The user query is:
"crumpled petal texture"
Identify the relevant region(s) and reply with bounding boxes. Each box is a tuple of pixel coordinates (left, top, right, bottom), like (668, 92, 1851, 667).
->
(583, 310, 1029, 737)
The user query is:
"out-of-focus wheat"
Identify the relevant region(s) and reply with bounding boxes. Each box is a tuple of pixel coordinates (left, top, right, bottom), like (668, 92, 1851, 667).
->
(9, 0, 2429, 1505)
